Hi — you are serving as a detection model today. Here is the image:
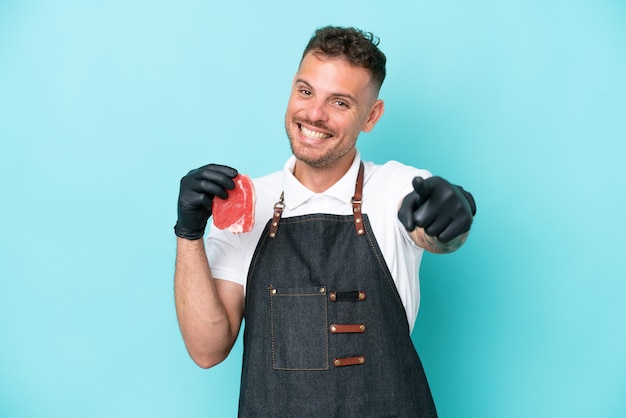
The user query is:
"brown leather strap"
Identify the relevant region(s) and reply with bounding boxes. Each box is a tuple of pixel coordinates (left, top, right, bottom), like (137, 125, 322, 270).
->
(268, 192, 284, 239)
(352, 162, 365, 236)
(330, 324, 366, 333)
(333, 355, 366, 367)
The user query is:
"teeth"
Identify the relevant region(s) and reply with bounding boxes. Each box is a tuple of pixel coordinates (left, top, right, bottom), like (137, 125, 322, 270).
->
(300, 125, 331, 140)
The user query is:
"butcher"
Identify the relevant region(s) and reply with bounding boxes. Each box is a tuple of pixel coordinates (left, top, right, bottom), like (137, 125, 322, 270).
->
(174, 25, 476, 417)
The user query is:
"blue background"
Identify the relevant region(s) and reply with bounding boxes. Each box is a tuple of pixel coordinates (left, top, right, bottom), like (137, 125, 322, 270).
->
(1, 1, 625, 417)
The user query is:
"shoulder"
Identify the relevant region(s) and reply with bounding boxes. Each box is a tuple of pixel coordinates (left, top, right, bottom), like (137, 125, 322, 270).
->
(363, 160, 431, 197)
(249, 169, 283, 228)
(251, 169, 282, 199)
(364, 159, 431, 177)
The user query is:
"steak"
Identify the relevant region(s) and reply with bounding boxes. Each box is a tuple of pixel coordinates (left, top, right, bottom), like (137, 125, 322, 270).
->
(212, 174, 256, 233)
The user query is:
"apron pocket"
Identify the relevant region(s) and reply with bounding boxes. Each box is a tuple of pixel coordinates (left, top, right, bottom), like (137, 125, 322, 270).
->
(270, 286, 329, 370)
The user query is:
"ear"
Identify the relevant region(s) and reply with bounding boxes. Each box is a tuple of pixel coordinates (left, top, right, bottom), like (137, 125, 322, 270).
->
(362, 99, 385, 132)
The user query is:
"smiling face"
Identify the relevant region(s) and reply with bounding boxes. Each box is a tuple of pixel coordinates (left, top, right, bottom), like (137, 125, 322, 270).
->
(284, 52, 384, 172)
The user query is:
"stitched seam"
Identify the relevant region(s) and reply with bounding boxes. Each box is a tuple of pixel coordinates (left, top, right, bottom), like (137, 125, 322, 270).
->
(280, 217, 354, 225)
(270, 292, 329, 371)
(363, 217, 406, 309)
(270, 288, 275, 368)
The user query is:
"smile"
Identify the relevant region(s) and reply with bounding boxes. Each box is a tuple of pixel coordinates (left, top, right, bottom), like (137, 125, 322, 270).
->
(299, 124, 332, 140)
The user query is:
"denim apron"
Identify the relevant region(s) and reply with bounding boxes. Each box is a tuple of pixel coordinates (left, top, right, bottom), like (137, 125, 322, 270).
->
(238, 164, 437, 417)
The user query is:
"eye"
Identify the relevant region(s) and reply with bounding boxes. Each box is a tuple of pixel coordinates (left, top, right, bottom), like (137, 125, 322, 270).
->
(333, 100, 348, 108)
(299, 89, 312, 96)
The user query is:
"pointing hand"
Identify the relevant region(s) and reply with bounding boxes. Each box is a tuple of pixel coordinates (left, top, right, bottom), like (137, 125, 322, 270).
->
(398, 176, 476, 243)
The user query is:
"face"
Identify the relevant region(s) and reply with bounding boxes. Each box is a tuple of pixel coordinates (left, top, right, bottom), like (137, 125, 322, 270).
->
(284, 52, 384, 170)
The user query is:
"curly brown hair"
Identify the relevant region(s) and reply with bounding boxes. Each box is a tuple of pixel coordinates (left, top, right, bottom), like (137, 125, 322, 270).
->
(301, 26, 387, 92)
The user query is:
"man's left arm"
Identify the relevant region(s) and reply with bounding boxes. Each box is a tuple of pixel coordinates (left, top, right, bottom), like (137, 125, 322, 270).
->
(398, 176, 476, 254)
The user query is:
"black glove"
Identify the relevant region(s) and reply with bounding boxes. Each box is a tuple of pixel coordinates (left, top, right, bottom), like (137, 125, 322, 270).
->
(174, 164, 238, 240)
(398, 176, 476, 243)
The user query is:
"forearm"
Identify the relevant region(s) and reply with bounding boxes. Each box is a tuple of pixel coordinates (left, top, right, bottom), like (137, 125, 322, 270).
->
(408, 227, 469, 254)
(174, 237, 243, 368)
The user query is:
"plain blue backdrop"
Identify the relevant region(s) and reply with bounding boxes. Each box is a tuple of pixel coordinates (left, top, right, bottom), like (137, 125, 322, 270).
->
(1, 1, 625, 417)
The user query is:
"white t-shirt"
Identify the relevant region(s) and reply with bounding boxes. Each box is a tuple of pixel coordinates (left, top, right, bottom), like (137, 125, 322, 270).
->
(206, 151, 431, 332)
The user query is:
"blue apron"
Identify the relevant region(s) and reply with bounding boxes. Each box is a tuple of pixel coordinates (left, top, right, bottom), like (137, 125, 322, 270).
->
(238, 164, 437, 417)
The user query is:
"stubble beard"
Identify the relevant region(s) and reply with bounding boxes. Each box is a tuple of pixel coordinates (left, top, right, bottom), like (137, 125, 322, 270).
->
(285, 119, 355, 170)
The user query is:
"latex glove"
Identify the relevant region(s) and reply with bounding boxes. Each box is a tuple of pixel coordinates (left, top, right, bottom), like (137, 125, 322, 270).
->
(398, 176, 476, 243)
(174, 164, 238, 240)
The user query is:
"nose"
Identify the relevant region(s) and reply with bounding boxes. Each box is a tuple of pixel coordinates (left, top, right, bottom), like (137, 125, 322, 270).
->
(304, 98, 329, 123)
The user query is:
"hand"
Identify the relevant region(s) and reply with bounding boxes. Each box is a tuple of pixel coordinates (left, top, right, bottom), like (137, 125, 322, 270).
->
(174, 164, 238, 240)
(398, 176, 476, 243)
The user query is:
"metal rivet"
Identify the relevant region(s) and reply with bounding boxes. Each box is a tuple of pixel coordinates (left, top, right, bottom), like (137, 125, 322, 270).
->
(270, 289, 276, 295)
(320, 287, 325, 293)
(358, 357, 364, 364)
(269, 233, 276, 238)
(360, 325, 366, 331)
(334, 359, 341, 366)
(272, 221, 278, 227)
(274, 212, 280, 217)
(356, 218, 361, 223)
(353, 207, 360, 213)
(358, 229, 364, 235)
(359, 292, 365, 300)
(331, 326, 337, 332)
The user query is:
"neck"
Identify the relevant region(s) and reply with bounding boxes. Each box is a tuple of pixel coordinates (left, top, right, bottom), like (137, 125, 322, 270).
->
(293, 155, 355, 193)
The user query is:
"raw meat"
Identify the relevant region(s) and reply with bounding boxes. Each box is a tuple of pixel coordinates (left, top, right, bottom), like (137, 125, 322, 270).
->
(212, 174, 256, 233)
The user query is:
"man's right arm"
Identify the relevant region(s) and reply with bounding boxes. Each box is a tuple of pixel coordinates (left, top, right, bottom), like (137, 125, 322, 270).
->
(174, 237, 243, 368)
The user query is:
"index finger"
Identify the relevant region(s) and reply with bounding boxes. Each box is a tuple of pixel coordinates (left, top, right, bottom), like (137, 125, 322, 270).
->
(191, 164, 239, 194)
(412, 176, 432, 199)
(198, 164, 238, 179)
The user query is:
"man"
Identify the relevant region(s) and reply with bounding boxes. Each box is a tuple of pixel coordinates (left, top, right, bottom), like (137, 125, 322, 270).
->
(174, 26, 476, 417)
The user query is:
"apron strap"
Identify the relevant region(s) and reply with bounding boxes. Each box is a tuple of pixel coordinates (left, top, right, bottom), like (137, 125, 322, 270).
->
(352, 162, 365, 236)
(268, 192, 284, 238)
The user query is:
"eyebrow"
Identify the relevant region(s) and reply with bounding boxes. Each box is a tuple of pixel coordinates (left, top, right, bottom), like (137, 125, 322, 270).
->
(295, 78, 358, 103)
